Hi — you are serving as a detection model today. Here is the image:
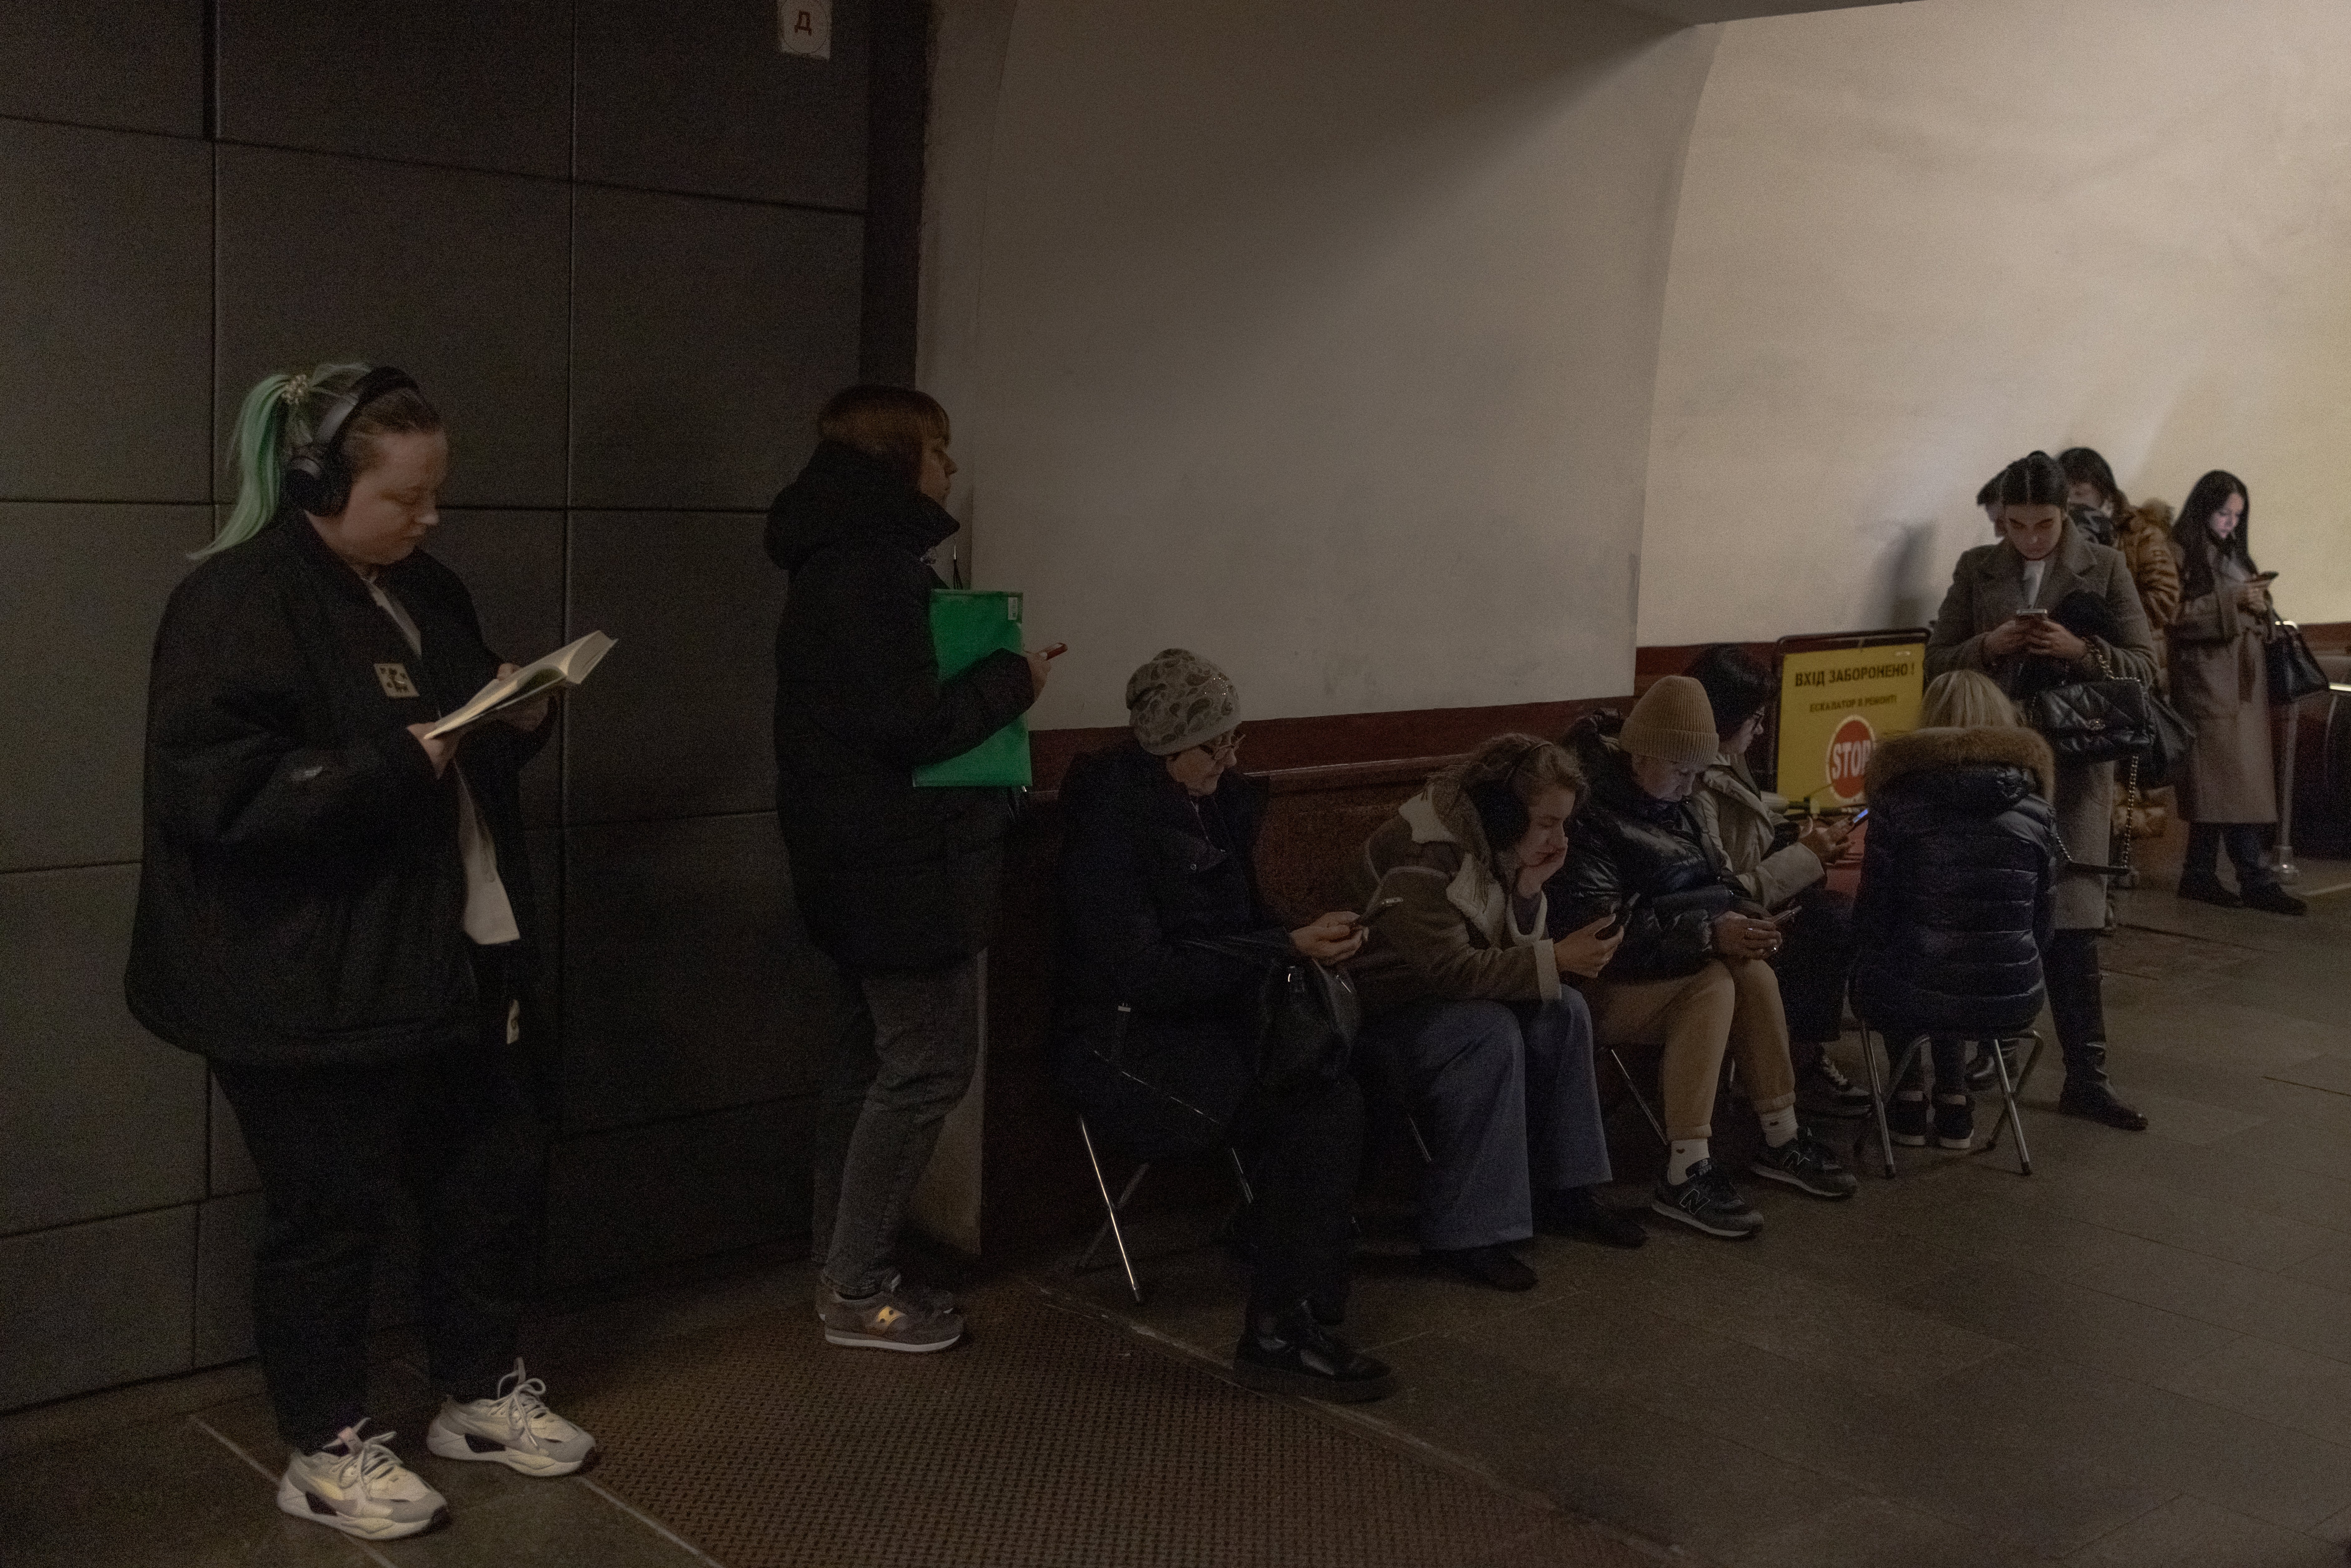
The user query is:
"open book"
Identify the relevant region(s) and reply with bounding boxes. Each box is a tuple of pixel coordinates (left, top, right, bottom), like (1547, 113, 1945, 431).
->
(424, 631, 616, 739)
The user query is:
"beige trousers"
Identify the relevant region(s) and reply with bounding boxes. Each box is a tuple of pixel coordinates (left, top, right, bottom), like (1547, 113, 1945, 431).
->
(1585, 958, 1798, 1140)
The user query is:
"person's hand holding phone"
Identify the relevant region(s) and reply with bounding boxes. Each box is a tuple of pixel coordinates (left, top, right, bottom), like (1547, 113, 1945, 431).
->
(1022, 643, 1065, 699)
(1712, 910, 1782, 960)
(1983, 615, 2037, 657)
(1290, 913, 1364, 965)
(1797, 815, 1852, 863)
(1554, 913, 1623, 979)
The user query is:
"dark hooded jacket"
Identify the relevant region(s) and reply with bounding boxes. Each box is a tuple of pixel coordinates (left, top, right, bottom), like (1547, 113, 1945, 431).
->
(125, 512, 546, 1066)
(767, 440, 1036, 972)
(1544, 713, 1749, 982)
(1850, 725, 2058, 1036)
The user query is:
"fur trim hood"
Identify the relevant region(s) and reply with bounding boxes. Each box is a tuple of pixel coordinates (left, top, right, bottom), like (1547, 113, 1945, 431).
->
(1865, 725, 2055, 801)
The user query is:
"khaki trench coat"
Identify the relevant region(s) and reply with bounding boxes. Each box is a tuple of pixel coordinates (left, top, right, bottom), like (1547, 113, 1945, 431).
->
(2167, 566, 2277, 824)
(1926, 522, 2160, 930)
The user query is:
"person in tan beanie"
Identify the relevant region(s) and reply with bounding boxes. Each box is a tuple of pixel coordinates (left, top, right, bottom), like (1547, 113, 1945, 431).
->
(1547, 677, 1858, 1239)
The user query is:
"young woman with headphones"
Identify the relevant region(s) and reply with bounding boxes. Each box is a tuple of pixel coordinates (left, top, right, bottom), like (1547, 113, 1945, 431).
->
(126, 364, 594, 1541)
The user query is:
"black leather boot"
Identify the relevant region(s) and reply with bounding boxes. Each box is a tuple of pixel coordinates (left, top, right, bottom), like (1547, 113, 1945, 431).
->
(2057, 1042, 2149, 1130)
(1232, 1304, 1396, 1403)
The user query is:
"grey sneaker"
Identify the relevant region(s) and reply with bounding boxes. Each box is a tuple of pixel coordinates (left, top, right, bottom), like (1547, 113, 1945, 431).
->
(1651, 1159, 1763, 1239)
(811, 1269, 954, 1322)
(1751, 1128, 1859, 1199)
(276, 1424, 448, 1541)
(821, 1279, 965, 1353)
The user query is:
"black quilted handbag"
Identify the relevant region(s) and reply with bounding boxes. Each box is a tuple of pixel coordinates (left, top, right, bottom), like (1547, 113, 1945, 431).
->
(2020, 659, 2155, 766)
(1186, 931, 1361, 1096)
(2266, 619, 2330, 705)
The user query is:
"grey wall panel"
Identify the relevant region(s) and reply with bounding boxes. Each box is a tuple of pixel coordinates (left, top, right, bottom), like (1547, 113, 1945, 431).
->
(219, 1, 572, 179)
(193, 1191, 422, 1368)
(0, 1206, 195, 1410)
(571, 188, 862, 509)
(562, 814, 852, 1133)
(0, 121, 211, 503)
(421, 510, 567, 830)
(521, 828, 564, 1112)
(209, 1074, 260, 1196)
(565, 512, 786, 824)
(544, 1096, 815, 1288)
(0, 867, 208, 1234)
(0, 0, 203, 137)
(216, 147, 571, 509)
(0, 505, 208, 871)
(575, 0, 867, 208)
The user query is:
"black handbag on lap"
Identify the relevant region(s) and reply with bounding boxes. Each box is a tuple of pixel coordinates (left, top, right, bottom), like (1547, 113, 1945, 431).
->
(1186, 931, 1360, 1096)
(2266, 619, 2330, 705)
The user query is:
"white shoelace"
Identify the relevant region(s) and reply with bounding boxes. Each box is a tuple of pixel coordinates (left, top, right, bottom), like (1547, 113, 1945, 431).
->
(485, 1359, 554, 1442)
(329, 1423, 407, 1499)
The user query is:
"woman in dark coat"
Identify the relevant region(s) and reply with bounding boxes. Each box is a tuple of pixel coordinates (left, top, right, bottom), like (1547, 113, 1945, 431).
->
(2167, 470, 2304, 915)
(1055, 649, 1393, 1402)
(127, 364, 590, 1541)
(768, 385, 1043, 1354)
(1925, 450, 2157, 1131)
(1851, 672, 2057, 1150)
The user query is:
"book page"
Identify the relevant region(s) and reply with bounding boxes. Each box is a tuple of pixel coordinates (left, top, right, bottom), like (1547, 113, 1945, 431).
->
(423, 631, 615, 739)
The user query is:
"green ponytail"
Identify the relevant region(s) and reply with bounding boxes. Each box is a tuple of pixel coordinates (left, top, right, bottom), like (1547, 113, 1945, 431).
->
(195, 361, 377, 560)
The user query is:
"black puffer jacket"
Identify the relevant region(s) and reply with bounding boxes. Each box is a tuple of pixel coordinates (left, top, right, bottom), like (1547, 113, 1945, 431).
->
(126, 512, 546, 1067)
(1051, 741, 1289, 1158)
(768, 442, 1037, 973)
(1545, 714, 1748, 981)
(1850, 725, 2058, 1036)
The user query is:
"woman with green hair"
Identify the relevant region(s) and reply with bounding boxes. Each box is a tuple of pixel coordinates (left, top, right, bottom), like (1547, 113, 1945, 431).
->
(128, 363, 595, 1541)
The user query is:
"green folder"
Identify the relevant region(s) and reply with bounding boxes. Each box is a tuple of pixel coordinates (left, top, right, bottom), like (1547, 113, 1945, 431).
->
(913, 590, 1033, 788)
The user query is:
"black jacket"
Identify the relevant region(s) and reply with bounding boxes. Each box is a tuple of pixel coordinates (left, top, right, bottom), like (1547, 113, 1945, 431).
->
(126, 513, 545, 1066)
(1850, 726, 2058, 1036)
(768, 441, 1036, 972)
(1545, 714, 1747, 981)
(1050, 741, 1289, 1156)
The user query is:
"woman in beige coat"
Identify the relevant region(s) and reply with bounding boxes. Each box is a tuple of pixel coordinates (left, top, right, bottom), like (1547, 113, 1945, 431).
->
(2167, 470, 2304, 915)
(1927, 452, 2157, 1131)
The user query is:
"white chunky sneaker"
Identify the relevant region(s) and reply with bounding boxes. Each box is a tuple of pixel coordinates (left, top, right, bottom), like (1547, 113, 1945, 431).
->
(276, 1423, 448, 1540)
(426, 1359, 598, 1477)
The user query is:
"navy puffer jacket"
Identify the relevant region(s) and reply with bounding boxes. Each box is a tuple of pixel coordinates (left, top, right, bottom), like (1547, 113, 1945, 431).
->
(1850, 725, 2058, 1036)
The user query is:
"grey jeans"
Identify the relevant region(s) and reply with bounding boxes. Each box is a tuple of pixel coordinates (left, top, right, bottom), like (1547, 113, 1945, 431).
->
(812, 957, 982, 1299)
(1359, 992, 1611, 1251)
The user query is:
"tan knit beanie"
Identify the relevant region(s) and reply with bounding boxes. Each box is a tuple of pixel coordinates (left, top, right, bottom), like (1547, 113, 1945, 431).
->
(1125, 649, 1241, 756)
(1619, 675, 1721, 767)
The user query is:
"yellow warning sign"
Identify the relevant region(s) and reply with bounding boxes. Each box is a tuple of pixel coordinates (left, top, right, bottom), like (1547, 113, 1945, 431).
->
(1774, 642, 1925, 807)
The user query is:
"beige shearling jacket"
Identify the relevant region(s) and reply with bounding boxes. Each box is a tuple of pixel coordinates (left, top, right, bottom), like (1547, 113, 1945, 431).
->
(1347, 784, 1561, 1018)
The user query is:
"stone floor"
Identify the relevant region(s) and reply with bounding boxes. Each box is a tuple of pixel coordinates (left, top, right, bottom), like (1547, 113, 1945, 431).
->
(8, 850, 2351, 1566)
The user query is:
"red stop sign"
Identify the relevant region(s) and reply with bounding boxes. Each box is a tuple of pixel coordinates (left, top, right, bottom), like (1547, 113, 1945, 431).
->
(1825, 715, 1874, 802)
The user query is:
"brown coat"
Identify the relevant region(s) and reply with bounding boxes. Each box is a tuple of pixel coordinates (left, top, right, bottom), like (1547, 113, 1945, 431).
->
(1347, 784, 1561, 1018)
(2167, 564, 2277, 824)
(1925, 520, 2160, 929)
(2112, 506, 2181, 687)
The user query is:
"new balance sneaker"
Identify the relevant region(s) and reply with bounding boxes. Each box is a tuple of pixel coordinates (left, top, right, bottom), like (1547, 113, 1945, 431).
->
(1797, 1056, 1873, 1120)
(1887, 1089, 1930, 1148)
(1933, 1094, 1975, 1151)
(821, 1279, 965, 1352)
(1651, 1159, 1763, 1239)
(1231, 1306, 1395, 1403)
(425, 1360, 597, 1477)
(810, 1269, 955, 1323)
(1750, 1129, 1859, 1199)
(277, 1424, 448, 1541)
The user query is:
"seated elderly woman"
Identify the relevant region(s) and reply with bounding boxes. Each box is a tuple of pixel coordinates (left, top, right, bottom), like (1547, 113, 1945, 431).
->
(1349, 735, 1645, 1295)
(1053, 650, 1393, 1402)
(1549, 677, 1858, 1240)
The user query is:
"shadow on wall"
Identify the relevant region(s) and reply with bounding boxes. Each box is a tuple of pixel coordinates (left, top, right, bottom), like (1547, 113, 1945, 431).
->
(1873, 519, 1941, 631)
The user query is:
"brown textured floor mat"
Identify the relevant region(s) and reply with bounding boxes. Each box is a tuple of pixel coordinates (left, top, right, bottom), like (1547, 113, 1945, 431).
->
(560, 1279, 1664, 1568)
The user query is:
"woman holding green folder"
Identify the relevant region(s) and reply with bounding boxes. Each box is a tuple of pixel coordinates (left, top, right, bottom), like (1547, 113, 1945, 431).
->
(768, 386, 1047, 1353)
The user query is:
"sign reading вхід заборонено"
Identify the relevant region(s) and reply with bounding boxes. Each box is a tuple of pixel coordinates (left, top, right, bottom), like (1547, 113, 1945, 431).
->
(1774, 641, 1925, 808)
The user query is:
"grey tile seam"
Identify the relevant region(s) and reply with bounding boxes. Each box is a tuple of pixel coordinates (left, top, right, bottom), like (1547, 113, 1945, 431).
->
(0, 1198, 200, 1245)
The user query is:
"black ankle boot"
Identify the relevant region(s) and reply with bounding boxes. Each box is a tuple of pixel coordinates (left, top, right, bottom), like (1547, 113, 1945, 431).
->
(2057, 1043, 2148, 1130)
(1232, 1304, 1395, 1402)
(2176, 871, 2240, 907)
(1538, 1186, 1647, 1249)
(2241, 882, 2309, 917)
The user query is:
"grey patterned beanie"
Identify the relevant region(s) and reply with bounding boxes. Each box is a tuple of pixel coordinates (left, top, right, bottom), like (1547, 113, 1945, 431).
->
(1125, 649, 1241, 756)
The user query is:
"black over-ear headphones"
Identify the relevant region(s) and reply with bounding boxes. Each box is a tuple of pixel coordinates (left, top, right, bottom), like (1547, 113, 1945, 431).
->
(1466, 741, 1543, 853)
(282, 365, 420, 518)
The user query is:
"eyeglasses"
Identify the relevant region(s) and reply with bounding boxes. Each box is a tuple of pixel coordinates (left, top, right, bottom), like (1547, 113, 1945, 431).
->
(1192, 730, 1245, 762)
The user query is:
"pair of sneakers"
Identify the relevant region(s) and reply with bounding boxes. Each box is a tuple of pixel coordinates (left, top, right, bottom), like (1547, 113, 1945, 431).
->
(275, 1360, 596, 1541)
(1651, 1129, 1857, 1240)
(1890, 1090, 1974, 1150)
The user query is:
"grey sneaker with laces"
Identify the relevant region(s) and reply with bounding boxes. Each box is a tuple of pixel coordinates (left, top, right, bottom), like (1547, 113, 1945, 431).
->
(277, 1423, 448, 1540)
(821, 1277, 965, 1353)
(425, 1359, 597, 1477)
(1751, 1128, 1860, 1198)
(1651, 1158, 1763, 1239)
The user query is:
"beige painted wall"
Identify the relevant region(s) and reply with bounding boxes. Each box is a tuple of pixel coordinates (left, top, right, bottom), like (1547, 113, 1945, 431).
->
(1639, 0, 2351, 645)
(924, 0, 1721, 729)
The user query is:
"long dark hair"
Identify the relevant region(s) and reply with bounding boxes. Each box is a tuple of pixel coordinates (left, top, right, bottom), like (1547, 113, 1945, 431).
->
(2057, 447, 2128, 515)
(2170, 469, 2253, 601)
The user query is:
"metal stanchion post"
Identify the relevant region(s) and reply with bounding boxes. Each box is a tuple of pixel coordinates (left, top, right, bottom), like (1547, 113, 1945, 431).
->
(2275, 695, 2303, 884)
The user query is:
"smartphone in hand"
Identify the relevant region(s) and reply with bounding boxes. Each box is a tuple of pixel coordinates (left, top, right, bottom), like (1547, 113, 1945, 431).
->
(1345, 895, 1406, 934)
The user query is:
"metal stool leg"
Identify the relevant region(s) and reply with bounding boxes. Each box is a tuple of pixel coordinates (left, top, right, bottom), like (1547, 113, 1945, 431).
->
(1224, 1145, 1257, 1207)
(1860, 1023, 1898, 1178)
(1609, 1048, 1670, 1148)
(1978, 1031, 2037, 1176)
(1404, 1110, 1435, 1167)
(1075, 1118, 1147, 1304)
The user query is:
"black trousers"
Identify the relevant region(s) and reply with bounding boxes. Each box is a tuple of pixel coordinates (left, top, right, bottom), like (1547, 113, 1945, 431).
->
(2041, 928, 2107, 1071)
(1772, 886, 1855, 1047)
(211, 945, 544, 1453)
(1058, 1022, 1363, 1321)
(2185, 822, 2277, 888)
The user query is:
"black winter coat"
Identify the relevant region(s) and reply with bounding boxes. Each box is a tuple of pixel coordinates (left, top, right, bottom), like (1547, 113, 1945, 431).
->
(1051, 742, 1287, 1158)
(126, 513, 545, 1067)
(767, 442, 1037, 972)
(1850, 726, 2058, 1036)
(1545, 717, 1747, 981)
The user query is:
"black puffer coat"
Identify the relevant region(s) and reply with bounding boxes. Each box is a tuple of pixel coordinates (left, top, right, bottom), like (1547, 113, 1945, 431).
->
(1850, 725, 2058, 1036)
(1545, 714, 1748, 982)
(1052, 741, 1289, 1159)
(126, 512, 546, 1067)
(768, 442, 1037, 973)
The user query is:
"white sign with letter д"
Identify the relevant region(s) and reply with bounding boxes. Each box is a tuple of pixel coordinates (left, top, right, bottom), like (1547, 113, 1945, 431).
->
(780, 0, 831, 58)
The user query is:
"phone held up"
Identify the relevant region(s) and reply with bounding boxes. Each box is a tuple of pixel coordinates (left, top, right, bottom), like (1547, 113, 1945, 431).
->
(1344, 895, 1406, 935)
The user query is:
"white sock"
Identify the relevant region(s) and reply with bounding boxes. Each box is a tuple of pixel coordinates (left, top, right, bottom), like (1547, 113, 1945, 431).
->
(1667, 1138, 1710, 1185)
(1760, 1107, 1799, 1149)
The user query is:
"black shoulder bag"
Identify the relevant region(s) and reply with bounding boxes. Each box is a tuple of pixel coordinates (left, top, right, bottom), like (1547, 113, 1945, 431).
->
(2266, 617, 2330, 705)
(1185, 931, 1361, 1096)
